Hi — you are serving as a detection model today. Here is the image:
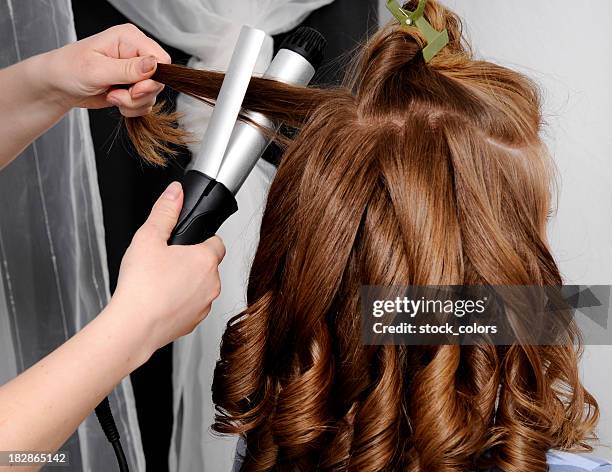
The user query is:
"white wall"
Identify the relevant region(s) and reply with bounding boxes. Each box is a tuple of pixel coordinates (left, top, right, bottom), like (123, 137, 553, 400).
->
(380, 0, 612, 459)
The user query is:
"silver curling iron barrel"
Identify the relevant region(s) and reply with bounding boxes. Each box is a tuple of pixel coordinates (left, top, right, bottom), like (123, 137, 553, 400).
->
(170, 26, 326, 246)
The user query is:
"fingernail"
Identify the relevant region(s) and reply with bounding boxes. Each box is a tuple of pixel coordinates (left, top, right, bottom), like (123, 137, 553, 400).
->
(131, 91, 146, 99)
(140, 56, 157, 74)
(107, 96, 121, 107)
(162, 181, 181, 201)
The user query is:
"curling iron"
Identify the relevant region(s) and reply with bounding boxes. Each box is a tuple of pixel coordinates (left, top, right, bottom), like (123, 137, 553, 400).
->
(97, 25, 325, 472)
(170, 25, 326, 245)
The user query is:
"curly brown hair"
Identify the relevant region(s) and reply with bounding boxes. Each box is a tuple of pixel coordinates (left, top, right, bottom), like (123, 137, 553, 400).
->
(126, 2, 599, 470)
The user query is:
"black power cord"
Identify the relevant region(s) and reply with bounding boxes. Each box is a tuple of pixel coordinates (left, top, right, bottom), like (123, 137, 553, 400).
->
(95, 397, 129, 472)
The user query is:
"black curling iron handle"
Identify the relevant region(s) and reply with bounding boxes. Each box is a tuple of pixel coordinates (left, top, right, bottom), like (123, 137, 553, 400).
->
(170, 170, 238, 246)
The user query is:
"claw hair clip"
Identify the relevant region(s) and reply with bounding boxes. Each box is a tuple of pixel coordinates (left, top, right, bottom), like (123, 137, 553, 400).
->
(386, 0, 449, 62)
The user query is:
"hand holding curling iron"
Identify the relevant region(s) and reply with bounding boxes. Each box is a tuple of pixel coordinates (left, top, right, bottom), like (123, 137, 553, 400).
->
(111, 181, 225, 360)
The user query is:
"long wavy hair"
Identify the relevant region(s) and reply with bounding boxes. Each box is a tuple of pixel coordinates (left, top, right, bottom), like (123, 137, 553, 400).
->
(126, 1, 599, 470)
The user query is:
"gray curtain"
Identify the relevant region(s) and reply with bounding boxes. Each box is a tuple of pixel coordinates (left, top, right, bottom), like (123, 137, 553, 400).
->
(0, 1, 145, 470)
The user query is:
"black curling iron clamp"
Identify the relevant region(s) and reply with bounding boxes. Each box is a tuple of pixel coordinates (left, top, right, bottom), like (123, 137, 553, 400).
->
(170, 25, 326, 245)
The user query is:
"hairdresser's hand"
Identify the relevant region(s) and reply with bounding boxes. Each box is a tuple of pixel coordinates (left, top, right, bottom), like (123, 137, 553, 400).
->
(110, 182, 225, 357)
(0, 24, 171, 168)
(42, 23, 171, 117)
(0, 182, 222, 458)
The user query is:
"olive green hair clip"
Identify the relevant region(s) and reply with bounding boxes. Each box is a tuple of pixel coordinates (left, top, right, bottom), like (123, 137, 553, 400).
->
(386, 0, 449, 62)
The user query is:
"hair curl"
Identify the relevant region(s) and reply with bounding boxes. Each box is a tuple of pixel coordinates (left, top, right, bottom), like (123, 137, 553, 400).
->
(126, 1, 599, 470)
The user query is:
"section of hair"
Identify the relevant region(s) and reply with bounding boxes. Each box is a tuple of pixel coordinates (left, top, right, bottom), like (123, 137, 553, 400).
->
(124, 102, 188, 166)
(127, 63, 336, 165)
(124, 1, 599, 470)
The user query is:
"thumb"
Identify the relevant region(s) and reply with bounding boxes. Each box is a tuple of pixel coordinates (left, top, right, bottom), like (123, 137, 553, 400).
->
(144, 182, 183, 241)
(100, 55, 157, 86)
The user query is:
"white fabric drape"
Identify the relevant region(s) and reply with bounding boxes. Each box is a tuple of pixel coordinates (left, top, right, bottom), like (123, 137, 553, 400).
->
(0, 1, 145, 470)
(105, 0, 334, 470)
(105, 0, 333, 62)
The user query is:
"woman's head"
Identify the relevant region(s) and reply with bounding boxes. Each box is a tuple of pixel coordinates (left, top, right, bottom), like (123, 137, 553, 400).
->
(127, 1, 598, 470)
